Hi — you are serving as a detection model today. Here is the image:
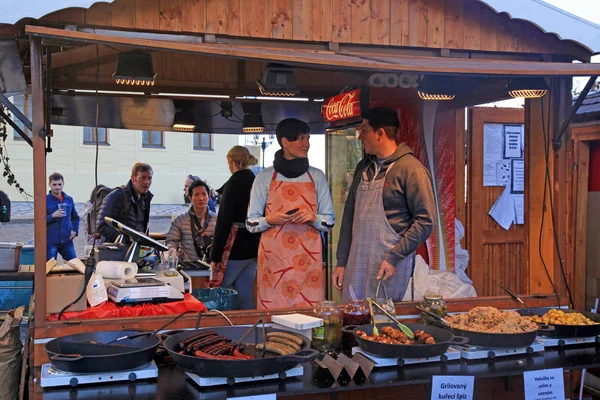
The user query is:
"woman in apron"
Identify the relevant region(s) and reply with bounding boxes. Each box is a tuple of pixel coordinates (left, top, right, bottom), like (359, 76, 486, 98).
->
(209, 146, 261, 310)
(247, 118, 335, 309)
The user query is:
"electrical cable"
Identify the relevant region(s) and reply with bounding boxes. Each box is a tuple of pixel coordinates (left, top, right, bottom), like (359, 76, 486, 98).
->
(94, 44, 100, 188)
(540, 89, 574, 308)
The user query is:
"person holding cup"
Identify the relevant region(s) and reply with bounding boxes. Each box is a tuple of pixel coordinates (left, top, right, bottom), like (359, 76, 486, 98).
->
(46, 172, 79, 261)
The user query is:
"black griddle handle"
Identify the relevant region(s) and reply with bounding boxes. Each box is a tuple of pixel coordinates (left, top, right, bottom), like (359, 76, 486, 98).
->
(51, 354, 84, 362)
(449, 336, 469, 346)
(276, 349, 320, 364)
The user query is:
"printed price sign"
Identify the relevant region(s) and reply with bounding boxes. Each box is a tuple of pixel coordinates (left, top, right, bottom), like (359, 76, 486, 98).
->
(431, 375, 474, 400)
(523, 368, 565, 400)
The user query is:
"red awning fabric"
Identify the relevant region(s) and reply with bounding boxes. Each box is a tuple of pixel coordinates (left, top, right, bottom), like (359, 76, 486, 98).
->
(47, 293, 207, 321)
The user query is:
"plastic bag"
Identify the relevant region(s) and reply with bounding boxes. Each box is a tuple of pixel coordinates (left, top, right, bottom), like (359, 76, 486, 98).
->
(86, 272, 108, 307)
(0, 306, 24, 400)
(403, 255, 477, 301)
(454, 218, 473, 284)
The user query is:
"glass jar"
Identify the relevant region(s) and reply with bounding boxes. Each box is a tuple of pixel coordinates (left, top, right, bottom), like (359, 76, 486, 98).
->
(419, 294, 447, 325)
(312, 300, 342, 352)
(342, 300, 371, 327)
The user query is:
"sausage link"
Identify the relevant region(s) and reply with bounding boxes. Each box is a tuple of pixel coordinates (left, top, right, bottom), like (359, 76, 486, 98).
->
(256, 342, 296, 355)
(266, 332, 304, 346)
(268, 336, 302, 351)
(232, 347, 254, 359)
(193, 350, 242, 360)
(189, 336, 223, 353)
(179, 331, 218, 350)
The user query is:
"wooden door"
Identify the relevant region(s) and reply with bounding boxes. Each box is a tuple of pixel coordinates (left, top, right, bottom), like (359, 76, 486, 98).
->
(467, 107, 527, 296)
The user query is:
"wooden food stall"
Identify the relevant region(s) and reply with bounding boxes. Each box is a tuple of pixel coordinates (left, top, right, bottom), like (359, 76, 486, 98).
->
(1, 0, 600, 398)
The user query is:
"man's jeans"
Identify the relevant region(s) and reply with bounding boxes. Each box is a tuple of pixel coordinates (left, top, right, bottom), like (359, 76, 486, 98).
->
(220, 258, 258, 310)
(47, 241, 77, 261)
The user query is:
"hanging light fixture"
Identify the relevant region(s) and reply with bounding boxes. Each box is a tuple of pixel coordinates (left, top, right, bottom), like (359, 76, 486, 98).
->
(242, 102, 265, 133)
(172, 100, 195, 132)
(256, 63, 299, 97)
(417, 75, 456, 101)
(113, 51, 157, 86)
(507, 77, 548, 99)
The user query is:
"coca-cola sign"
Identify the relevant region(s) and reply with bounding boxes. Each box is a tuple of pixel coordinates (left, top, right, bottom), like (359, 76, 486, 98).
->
(322, 89, 362, 123)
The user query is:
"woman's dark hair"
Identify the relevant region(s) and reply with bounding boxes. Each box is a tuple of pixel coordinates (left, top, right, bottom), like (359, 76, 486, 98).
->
(275, 118, 310, 146)
(188, 179, 210, 198)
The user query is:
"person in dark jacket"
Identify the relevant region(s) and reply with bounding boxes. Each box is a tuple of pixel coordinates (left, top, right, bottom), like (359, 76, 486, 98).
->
(97, 162, 154, 243)
(209, 146, 260, 309)
(332, 107, 436, 302)
(46, 172, 79, 261)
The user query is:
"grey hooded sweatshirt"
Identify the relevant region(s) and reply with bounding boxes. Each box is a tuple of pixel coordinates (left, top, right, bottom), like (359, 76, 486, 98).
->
(336, 143, 436, 267)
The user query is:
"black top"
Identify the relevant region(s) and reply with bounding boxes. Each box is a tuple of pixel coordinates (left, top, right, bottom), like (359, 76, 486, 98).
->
(210, 169, 260, 262)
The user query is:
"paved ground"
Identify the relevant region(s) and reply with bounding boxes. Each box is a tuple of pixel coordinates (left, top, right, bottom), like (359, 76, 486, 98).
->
(1, 202, 188, 260)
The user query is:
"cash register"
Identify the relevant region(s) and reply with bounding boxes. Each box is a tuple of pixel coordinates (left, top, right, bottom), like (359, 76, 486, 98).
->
(102, 217, 191, 304)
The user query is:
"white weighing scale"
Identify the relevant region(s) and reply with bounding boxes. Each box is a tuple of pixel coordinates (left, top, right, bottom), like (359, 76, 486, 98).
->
(107, 270, 190, 304)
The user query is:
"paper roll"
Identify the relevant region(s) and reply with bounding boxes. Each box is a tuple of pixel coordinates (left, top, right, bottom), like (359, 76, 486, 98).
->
(96, 261, 138, 279)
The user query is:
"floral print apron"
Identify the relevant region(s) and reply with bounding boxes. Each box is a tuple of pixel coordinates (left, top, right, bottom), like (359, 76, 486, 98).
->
(256, 171, 325, 309)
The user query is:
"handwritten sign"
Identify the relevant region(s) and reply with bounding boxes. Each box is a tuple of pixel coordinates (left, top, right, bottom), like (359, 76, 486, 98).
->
(523, 368, 565, 400)
(431, 375, 474, 400)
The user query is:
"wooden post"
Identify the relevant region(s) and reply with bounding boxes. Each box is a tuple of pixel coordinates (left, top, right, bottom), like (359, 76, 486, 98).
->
(30, 37, 47, 328)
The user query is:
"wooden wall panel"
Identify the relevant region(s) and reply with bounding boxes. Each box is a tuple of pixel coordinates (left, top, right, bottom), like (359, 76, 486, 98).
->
(292, 0, 312, 41)
(272, 0, 293, 39)
(41, 0, 589, 60)
(110, 0, 135, 28)
(408, 0, 427, 47)
(249, 0, 272, 38)
(135, 0, 159, 30)
(444, 0, 462, 49)
(227, 0, 242, 36)
(182, 0, 206, 33)
(57, 8, 86, 24)
(370, 0, 390, 45)
(462, 0, 480, 50)
(206, 0, 228, 34)
(426, 0, 444, 48)
(350, 0, 371, 44)
(332, 0, 351, 42)
(389, 0, 409, 46)
(312, 0, 333, 42)
(158, 0, 183, 32)
(85, 3, 111, 26)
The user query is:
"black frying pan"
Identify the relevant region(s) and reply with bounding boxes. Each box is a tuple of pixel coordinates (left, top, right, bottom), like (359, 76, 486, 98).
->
(164, 326, 319, 378)
(516, 307, 600, 338)
(351, 323, 468, 359)
(44, 330, 160, 373)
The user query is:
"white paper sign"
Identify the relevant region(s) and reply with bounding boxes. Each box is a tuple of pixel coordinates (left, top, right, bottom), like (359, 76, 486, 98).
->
(489, 186, 514, 230)
(523, 368, 565, 400)
(511, 159, 525, 194)
(504, 125, 523, 158)
(514, 194, 524, 225)
(431, 375, 474, 400)
(484, 124, 504, 186)
(496, 160, 511, 186)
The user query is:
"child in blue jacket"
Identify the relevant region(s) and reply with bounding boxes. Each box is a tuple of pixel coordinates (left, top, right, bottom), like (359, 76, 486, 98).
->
(46, 172, 79, 261)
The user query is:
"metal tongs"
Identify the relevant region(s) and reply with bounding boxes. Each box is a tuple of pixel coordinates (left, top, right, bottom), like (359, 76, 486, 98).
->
(367, 297, 414, 339)
(498, 283, 534, 316)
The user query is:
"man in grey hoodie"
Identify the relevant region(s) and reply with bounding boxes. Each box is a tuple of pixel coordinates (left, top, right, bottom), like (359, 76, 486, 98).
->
(332, 107, 436, 302)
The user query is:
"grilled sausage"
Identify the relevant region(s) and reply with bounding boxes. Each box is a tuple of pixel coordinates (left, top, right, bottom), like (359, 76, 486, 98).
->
(193, 350, 241, 360)
(256, 342, 296, 355)
(189, 335, 224, 353)
(267, 332, 304, 346)
(178, 331, 218, 350)
(267, 336, 302, 351)
(232, 347, 254, 359)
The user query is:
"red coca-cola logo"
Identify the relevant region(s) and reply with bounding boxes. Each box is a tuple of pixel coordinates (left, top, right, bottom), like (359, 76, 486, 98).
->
(322, 89, 361, 123)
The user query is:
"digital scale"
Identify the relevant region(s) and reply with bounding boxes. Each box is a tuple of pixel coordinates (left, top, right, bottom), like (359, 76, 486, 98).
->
(106, 269, 191, 304)
(351, 346, 461, 367)
(185, 365, 304, 387)
(458, 339, 545, 360)
(40, 361, 159, 388)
